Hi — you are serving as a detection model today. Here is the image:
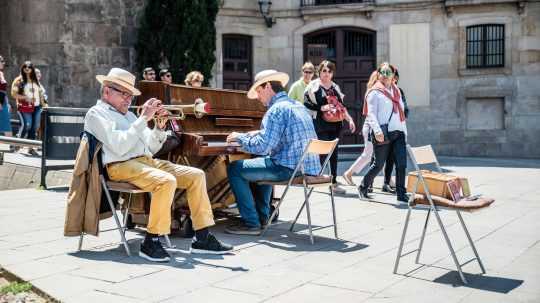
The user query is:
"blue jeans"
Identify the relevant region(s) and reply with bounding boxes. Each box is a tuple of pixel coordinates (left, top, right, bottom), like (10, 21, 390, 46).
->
(227, 157, 294, 228)
(17, 106, 42, 140)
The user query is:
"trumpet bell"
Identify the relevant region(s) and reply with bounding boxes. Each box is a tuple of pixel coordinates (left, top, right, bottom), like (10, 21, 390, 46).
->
(193, 98, 211, 118)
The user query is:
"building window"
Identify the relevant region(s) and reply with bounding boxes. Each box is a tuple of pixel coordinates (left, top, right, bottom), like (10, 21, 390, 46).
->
(223, 35, 252, 91)
(302, 0, 366, 6)
(466, 24, 505, 68)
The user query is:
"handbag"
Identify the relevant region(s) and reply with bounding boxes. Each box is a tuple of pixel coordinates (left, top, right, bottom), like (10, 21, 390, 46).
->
(153, 120, 182, 158)
(322, 94, 346, 123)
(370, 110, 393, 145)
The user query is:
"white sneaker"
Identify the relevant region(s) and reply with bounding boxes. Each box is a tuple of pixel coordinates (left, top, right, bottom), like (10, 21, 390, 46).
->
(332, 184, 347, 195)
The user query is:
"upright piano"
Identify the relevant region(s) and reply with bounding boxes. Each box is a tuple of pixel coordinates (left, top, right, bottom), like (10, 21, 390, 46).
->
(132, 81, 266, 231)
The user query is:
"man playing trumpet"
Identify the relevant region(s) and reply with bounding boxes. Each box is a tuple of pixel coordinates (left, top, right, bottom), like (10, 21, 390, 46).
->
(84, 68, 233, 262)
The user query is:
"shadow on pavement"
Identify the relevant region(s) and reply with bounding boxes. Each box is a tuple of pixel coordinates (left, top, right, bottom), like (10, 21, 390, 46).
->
(433, 270, 524, 293)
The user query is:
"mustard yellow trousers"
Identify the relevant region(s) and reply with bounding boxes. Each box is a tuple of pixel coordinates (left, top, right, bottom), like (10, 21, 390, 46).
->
(106, 156, 215, 235)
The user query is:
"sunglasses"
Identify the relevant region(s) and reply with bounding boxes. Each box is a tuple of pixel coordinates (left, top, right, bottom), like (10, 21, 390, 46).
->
(23, 65, 33, 69)
(107, 86, 133, 98)
(379, 68, 394, 78)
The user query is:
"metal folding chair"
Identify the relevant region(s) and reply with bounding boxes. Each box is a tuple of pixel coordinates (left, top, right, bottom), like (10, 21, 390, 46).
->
(77, 164, 173, 256)
(393, 145, 488, 284)
(258, 138, 339, 244)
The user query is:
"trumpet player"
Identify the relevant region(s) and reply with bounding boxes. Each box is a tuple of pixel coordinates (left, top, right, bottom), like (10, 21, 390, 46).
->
(84, 68, 233, 262)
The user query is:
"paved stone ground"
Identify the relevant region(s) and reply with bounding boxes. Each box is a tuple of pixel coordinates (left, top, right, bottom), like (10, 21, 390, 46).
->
(0, 144, 73, 190)
(0, 156, 539, 302)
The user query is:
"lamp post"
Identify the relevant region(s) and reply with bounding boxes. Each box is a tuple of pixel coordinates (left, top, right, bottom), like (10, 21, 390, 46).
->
(258, 0, 275, 28)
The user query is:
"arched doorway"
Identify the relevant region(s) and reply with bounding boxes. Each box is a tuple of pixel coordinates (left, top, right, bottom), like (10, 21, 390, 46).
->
(304, 27, 376, 145)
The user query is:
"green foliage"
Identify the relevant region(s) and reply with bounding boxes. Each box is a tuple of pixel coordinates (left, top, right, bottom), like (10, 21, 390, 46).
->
(135, 0, 219, 85)
(0, 282, 32, 294)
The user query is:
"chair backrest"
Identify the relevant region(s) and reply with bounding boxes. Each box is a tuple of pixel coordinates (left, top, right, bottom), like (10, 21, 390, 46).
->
(291, 138, 338, 178)
(409, 145, 437, 164)
(306, 139, 339, 155)
(407, 144, 445, 206)
(407, 144, 442, 172)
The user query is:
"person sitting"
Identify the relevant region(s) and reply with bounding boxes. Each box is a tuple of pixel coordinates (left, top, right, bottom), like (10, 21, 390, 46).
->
(184, 71, 204, 88)
(84, 67, 233, 262)
(225, 70, 321, 235)
(142, 67, 156, 81)
(159, 69, 172, 84)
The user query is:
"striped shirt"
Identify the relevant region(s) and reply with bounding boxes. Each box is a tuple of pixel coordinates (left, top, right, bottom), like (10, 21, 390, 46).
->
(237, 91, 321, 176)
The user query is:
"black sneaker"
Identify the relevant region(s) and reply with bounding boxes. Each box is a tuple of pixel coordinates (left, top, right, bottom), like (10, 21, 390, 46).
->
(269, 205, 279, 223)
(225, 222, 261, 235)
(139, 237, 170, 262)
(397, 194, 409, 203)
(358, 185, 373, 199)
(191, 234, 234, 254)
(261, 208, 279, 227)
(28, 148, 40, 157)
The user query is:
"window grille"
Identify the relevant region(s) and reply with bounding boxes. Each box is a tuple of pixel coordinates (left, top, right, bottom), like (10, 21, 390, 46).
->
(466, 24, 505, 68)
(302, 0, 366, 6)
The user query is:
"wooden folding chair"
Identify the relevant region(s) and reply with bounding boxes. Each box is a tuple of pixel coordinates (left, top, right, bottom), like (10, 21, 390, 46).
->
(258, 138, 339, 244)
(394, 145, 493, 284)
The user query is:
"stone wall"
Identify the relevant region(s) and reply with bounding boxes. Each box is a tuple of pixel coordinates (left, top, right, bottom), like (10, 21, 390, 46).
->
(216, 0, 540, 158)
(0, 0, 145, 109)
(1, 0, 539, 158)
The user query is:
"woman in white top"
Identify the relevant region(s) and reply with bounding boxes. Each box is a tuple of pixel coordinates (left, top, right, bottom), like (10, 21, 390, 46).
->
(358, 63, 408, 202)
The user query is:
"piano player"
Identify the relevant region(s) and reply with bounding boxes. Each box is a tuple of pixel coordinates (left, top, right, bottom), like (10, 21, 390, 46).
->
(225, 69, 321, 235)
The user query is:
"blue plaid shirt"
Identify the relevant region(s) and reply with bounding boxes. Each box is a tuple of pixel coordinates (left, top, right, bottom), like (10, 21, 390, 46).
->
(237, 92, 322, 176)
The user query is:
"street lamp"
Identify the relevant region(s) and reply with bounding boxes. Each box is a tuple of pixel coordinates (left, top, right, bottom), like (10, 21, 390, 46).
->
(258, 0, 275, 28)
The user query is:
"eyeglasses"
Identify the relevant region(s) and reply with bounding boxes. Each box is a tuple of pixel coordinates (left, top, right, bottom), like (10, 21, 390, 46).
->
(321, 69, 333, 74)
(303, 70, 314, 74)
(379, 69, 394, 78)
(107, 86, 133, 98)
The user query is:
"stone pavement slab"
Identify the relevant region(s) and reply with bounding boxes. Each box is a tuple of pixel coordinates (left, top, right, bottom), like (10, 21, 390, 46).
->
(0, 156, 539, 302)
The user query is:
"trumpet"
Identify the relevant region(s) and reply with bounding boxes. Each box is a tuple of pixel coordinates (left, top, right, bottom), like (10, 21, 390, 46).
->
(131, 98, 210, 128)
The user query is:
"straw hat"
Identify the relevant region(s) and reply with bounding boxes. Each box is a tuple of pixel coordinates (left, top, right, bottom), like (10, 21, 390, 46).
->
(247, 69, 289, 99)
(96, 68, 141, 96)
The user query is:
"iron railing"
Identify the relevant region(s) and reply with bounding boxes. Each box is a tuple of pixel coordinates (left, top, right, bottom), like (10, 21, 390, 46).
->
(301, 0, 368, 6)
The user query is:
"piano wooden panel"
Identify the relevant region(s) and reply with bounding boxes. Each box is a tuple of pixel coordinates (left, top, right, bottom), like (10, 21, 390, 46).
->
(133, 81, 266, 231)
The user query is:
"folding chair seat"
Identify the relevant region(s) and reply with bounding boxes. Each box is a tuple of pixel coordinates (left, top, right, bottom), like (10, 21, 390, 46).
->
(394, 145, 494, 284)
(258, 138, 339, 244)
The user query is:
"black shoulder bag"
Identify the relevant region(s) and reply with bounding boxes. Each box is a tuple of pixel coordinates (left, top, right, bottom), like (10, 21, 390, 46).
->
(370, 109, 393, 145)
(153, 120, 182, 158)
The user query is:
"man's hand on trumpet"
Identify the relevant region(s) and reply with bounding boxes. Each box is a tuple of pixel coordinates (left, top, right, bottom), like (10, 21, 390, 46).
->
(140, 98, 163, 122)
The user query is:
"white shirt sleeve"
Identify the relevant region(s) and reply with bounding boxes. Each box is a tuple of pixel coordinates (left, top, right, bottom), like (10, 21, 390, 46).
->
(84, 109, 149, 157)
(144, 126, 168, 155)
(365, 91, 382, 135)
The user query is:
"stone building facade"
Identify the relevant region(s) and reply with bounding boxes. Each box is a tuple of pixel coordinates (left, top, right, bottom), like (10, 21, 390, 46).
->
(1, 0, 539, 158)
(0, 0, 144, 108)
